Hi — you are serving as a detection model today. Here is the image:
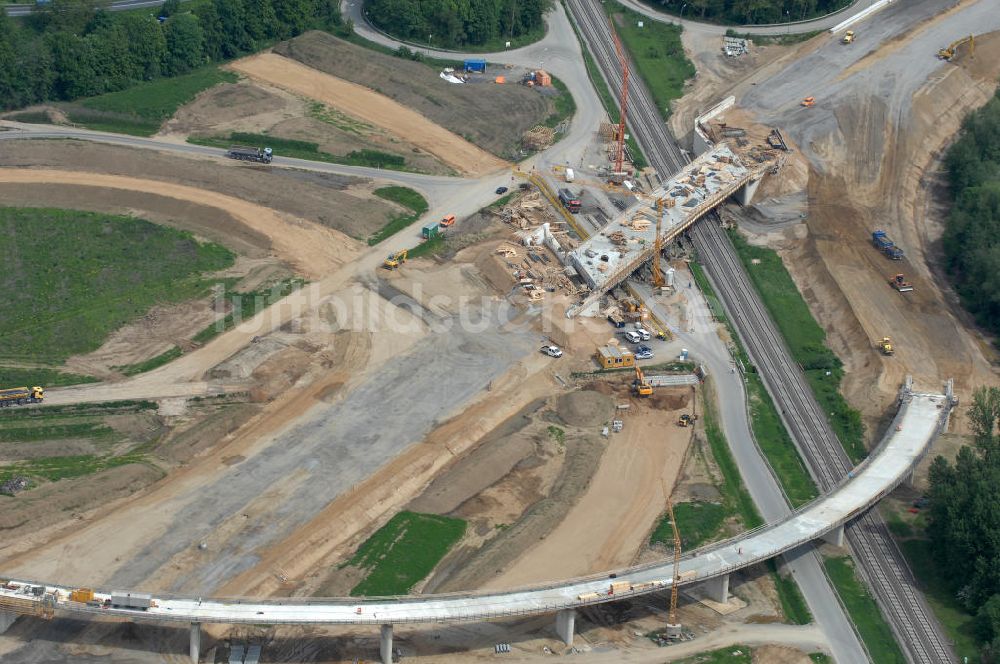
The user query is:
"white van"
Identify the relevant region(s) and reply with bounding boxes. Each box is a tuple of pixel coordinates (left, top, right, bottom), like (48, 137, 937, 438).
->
(633, 324, 651, 341)
(565, 168, 575, 182)
(622, 330, 642, 344)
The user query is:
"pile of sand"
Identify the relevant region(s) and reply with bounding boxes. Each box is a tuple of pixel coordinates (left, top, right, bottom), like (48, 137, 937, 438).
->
(556, 390, 615, 428)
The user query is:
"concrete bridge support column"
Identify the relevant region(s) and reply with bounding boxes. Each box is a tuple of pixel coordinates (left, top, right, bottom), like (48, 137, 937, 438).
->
(822, 525, 845, 547)
(0, 611, 18, 635)
(735, 176, 762, 206)
(555, 608, 576, 646)
(189, 622, 201, 664)
(704, 574, 729, 604)
(380, 624, 393, 664)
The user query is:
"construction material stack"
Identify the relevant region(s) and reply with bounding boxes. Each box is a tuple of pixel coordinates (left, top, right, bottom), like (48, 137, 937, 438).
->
(872, 230, 905, 260)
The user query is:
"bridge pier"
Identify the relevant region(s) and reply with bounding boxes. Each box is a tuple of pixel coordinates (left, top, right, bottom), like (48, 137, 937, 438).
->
(704, 574, 729, 604)
(735, 176, 762, 206)
(0, 611, 17, 635)
(189, 622, 201, 664)
(555, 608, 576, 646)
(821, 525, 845, 547)
(380, 624, 393, 664)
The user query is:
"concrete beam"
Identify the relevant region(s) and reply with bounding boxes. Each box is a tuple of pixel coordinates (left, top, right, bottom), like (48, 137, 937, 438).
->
(821, 524, 845, 548)
(555, 608, 576, 646)
(704, 574, 729, 604)
(380, 623, 393, 664)
(189, 622, 201, 664)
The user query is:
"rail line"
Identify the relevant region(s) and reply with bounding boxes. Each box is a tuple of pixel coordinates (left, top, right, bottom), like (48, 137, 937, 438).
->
(564, 1, 955, 662)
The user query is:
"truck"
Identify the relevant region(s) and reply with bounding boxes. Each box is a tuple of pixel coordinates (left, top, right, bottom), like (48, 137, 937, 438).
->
(110, 591, 153, 610)
(558, 188, 582, 213)
(226, 146, 273, 164)
(872, 230, 905, 260)
(0, 386, 44, 407)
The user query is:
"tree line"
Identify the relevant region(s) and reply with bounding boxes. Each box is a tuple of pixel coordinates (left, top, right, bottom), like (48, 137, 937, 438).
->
(0, 0, 344, 110)
(365, 0, 551, 48)
(928, 386, 1000, 661)
(637, 0, 850, 25)
(944, 87, 1000, 344)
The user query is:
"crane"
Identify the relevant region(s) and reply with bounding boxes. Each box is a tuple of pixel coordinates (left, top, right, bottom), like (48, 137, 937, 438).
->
(665, 498, 683, 637)
(651, 197, 665, 289)
(609, 17, 631, 183)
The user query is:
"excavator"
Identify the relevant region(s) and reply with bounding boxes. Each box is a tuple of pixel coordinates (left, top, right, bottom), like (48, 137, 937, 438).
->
(633, 366, 653, 397)
(878, 337, 895, 356)
(383, 249, 407, 270)
(938, 34, 974, 61)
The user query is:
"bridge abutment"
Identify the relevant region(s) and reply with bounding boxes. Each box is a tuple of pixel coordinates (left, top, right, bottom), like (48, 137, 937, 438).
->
(380, 623, 393, 664)
(704, 574, 729, 604)
(189, 622, 201, 664)
(555, 608, 576, 646)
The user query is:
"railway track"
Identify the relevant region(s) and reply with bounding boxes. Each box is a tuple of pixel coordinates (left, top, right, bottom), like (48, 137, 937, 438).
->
(565, 1, 955, 662)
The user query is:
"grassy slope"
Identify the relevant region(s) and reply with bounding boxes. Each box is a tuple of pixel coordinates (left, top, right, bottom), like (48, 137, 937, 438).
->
(70, 67, 238, 136)
(348, 511, 466, 596)
(369, 186, 430, 245)
(0, 208, 233, 365)
(727, 230, 865, 462)
(825, 556, 907, 664)
(674, 646, 753, 664)
(191, 278, 306, 345)
(651, 501, 726, 549)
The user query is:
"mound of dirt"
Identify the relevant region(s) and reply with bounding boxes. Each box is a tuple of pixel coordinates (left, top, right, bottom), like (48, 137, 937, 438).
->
(556, 390, 615, 428)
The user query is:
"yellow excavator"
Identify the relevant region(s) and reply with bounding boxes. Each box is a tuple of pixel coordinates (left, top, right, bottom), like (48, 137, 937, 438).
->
(878, 336, 894, 356)
(383, 249, 407, 270)
(938, 34, 974, 61)
(633, 366, 652, 397)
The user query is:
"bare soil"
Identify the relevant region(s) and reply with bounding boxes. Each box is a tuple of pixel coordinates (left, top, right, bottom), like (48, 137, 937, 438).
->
(229, 53, 507, 177)
(273, 32, 554, 160)
(163, 78, 454, 176)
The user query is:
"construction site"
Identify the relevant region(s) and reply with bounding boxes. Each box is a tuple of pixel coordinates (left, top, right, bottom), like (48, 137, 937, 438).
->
(0, 0, 997, 663)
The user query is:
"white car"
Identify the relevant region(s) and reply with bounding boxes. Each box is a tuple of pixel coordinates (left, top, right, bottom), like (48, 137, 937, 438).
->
(633, 325, 652, 341)
(541, 345, 564, 358)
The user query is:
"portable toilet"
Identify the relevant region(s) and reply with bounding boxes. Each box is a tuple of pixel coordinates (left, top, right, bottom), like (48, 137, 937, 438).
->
(463, 58, 487, 73)
(421, 221, 440, 239)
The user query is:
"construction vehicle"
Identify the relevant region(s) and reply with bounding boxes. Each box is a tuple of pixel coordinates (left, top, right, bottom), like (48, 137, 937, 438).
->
(557, 188, 582, 213)
(878, 337, 895, 355)
(383, 249, 407, 269)
(69, 588, 95, 603)
(677, 413, 699, 427)
(633, 366, 653, 397)
(0, 386, 44, 407)
(938, 34, 974, 61)
(801, 96, 816, 108)
(889, 273, 913, 292)
(841, 30, 855, 44)
(872, 230, 905, 260)
(226, 146, 272, 164)
(439, 214, 456, 228)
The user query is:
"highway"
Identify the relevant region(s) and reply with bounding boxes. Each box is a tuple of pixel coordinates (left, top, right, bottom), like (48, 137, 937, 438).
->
(561, 1, 957, 662)
(0, 390, 947, 627)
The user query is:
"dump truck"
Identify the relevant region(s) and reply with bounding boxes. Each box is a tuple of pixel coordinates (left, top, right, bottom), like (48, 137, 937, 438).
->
(889, 274, 913, 292)
(872, 230, 905, 260)
(110, 592, 153, 610)
(841, 30, 855, 44)
(0, 386, 44, 407)
(878, 337, 895, 355)
(226, 146, 273, 164)
(558, 188, 582, 213)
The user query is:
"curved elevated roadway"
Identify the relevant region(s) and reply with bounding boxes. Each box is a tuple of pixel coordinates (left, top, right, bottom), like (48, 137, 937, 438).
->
(2, 390, 948, 637)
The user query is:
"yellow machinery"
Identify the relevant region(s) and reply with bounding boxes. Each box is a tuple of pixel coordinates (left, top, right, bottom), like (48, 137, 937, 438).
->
(841, 30, 855, 44)
(633, 366, 652, 397)
(383, 249, 407, 270)
(651, 198, 666, 289)
(69, 588, 94, 603)
(665, 498, 683, 638)
(878, 337, 894, 356)
(677, 413, 699, 427)
(0, 386, 44, 406)
(938, 34, 974, 61)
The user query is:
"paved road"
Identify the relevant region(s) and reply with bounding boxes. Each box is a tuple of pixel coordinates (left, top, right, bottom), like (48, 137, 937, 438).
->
(1, 392, 947, 625)
(615, 0, 869, 36)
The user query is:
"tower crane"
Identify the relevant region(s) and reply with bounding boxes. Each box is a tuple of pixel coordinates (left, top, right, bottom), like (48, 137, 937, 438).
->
(609, 18, 631, 183)
(651, 198, 665, 289)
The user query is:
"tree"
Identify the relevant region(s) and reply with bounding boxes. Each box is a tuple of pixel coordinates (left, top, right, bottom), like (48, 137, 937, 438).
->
(163, 13, 205, 75)
(160, 0, 181, 17)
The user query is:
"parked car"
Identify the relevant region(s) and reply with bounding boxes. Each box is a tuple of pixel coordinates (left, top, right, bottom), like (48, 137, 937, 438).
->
(633, 325, 651, 341)
(635, 345, 654, 360)
(541, 345, 563, 358)
(495, 186, 509, 195)
(621, 330, 642, 344)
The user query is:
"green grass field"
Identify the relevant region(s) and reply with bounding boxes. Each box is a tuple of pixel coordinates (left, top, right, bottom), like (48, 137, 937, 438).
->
(702, 386, 764, 530)
(0, 367, 97, 388)
(604, 1, 696, 122)
(369, 186, 430, 245)
(347, 511, 466, 596)
(70, 67, 237, 136)
(651, 501, 727, 549)
(674, 646, 753, 664)
(0, 208, 234, 364)
(768, 559, 812, 624)
(825, 556, 907, 664)
(727, 230, 865, 462)
(809, 654, 833, 664)
(191, 278, 306, 345)
(543, 75, 577, 131)
(115, 346, 184, 376)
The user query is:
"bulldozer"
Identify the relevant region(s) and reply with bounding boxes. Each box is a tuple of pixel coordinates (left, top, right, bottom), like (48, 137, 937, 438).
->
(878, 337, 894, 356)
(633, 366, 652, 397)
(800, 96, 816, 108)
(938, 34, 973, 61)
(383, 249, 407, 270)
(677, 413, 699, 427)
(889, 273, 913, 292)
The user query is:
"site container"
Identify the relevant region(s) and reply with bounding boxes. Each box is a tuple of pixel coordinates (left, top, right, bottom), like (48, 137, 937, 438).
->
(421, 222, 440, 239)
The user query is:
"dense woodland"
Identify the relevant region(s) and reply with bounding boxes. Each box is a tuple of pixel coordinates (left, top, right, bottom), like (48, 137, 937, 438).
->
(0, 0, 343, 109)
(928, 386, 1000, 661)
(944, 88, 1000, 343)
(636, 0, 850, 25)
(365, 0, 551, 47)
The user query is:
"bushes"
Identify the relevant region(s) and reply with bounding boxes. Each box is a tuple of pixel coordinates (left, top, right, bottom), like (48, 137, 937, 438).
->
(365, 0, 550, 49)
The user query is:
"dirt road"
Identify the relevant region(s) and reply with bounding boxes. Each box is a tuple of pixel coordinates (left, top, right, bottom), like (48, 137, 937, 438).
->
(229, 54, 509, 177)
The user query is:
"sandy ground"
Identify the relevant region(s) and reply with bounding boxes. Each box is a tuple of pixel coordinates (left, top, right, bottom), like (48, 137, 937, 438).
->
(229, 54, 508, 177)
(483, 391, 694, 588)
